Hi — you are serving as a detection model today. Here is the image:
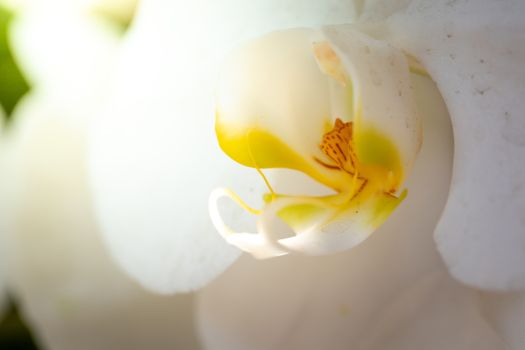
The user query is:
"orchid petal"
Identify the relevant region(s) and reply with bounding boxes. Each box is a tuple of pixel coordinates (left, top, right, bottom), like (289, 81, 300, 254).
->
(0, 10, 200, 348)
(87, 0, 358, 293)
(369, 0, 525, 291)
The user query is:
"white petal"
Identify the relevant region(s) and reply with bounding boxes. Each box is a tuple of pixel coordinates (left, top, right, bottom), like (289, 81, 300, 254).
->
(374, 0, 525, 291)
(196, 74, 463, 349)
(0, 95, 201, 350)
(480, 292, 525, 349)
(87, 0, 359, 293)
(1, 10, 200, 347)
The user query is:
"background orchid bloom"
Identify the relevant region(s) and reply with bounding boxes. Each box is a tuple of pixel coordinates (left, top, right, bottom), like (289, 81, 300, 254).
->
(0, 3, 200, 349)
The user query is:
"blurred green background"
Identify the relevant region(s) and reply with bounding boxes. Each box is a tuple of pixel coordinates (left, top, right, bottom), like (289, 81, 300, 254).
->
(0, 4, 30, 120)
(0, 4, 38, 348)
(0, 297, 40, 350)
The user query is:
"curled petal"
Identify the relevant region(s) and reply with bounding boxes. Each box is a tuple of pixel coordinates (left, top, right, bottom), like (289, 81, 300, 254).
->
(210, 186, 405, 258)
(209, 188, 289, 259)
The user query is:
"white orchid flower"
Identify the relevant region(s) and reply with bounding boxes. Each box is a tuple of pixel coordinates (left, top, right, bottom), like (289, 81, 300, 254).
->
(84, 0, 524, 348)
(0, 3, 199, 349)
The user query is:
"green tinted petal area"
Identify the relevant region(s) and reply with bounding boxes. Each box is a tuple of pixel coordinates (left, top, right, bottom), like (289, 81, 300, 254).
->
(278, 202, 331, 233)
(246, 188, 407, 256)
(355, 126, 404, 191)
(357, 189, 407, 230)
(356, 128, 402, 172)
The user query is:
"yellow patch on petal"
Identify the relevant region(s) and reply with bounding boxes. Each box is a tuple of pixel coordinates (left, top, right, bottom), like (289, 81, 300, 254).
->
(216, 114, 349, 192)
(216, 119, 307, 170)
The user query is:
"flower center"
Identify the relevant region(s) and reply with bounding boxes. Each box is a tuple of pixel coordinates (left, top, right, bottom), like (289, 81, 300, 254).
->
(209, 28, 421, 259)
(317, 118, 358, 176)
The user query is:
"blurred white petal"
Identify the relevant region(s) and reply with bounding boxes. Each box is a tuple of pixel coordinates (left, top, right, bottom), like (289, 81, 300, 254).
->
(196, 74, 489, 349)
(88, 0, 360, 293)
(0, 8, 200, 349)
(0, 95, 200, 350)
(364, 0, 525, 291)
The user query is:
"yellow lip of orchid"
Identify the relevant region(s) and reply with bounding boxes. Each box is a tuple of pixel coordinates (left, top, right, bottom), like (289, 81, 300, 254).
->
(209, 27, 422, 259)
